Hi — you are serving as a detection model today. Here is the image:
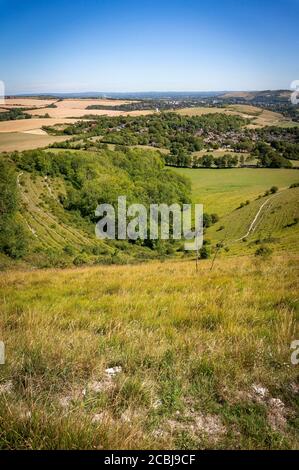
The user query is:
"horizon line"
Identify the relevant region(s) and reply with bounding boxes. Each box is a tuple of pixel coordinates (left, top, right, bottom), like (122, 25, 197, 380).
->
(5, 88, 291, 97)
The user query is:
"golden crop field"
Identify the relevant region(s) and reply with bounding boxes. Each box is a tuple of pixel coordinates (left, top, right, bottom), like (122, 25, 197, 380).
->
(0, 118, 78, 133)
(0, 117, 78, 151)
(25, 98, 153, 118)
(28, 108, 154, 118)
(0, 132, 71, 152)
(2, 98, 57, 108)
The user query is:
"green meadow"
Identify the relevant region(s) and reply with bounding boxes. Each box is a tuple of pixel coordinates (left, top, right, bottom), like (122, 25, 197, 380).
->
(174, 168, 299, 216)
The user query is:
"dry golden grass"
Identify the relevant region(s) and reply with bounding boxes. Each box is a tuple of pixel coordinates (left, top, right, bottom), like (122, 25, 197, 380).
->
(0, 118, 78, 133)
(221, 92, 254, 99)
(54, 99, 136, 108)
(2, 98, 57, 108)
(0, 132, 71, 152)
(0, 255, 298, 449)
(27, 99, 153, 118)
(177, 107, 231, 116)
(0, 98, 149, 119)
(28, 108, 154, 118)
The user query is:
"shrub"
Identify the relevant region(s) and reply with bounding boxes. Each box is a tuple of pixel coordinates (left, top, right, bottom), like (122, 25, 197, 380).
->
(73, 254, 89, 266)
(211, 213, 219, 224)
(238, 200, 250, 209)
(63, 245, 75, 256)
(199, 246, 210, 259)
(255, 245, 273, 258)
(270, 186, 278, 194)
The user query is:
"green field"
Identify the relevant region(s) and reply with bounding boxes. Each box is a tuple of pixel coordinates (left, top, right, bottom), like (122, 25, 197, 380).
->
(174, 168, 299, 216)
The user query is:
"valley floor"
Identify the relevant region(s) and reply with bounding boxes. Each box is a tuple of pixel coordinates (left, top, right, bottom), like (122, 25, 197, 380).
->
(0, 255, 298, 449)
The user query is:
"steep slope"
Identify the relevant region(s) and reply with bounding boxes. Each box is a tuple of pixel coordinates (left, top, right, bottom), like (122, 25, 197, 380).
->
(207, 187, 299, 254)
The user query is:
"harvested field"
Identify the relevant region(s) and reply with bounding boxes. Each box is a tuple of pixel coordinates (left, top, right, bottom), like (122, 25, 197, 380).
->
(0, 132, 70, 152)
(2, 98, 146, 118)
(22, 128, 48, 135)
(2, 98, 57, 108)
(47, 98, 136, 108)
(0, 118, 78, 133)
(27, 99, 153, 118)
(28, 107, 154, 118)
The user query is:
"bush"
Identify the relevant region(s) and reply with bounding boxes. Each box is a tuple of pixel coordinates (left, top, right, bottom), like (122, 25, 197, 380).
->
(0, 161, 28, 258)
(73, 254, 89, 266)
(238, 200, 250, 209)
(199, 246, 210, 259)
(0, 217, 27, 258)
(270, 186, 278, 194)
(255, 245, 273, 258)
(210, 213, 219, 224)
(63, 245, 75, 256)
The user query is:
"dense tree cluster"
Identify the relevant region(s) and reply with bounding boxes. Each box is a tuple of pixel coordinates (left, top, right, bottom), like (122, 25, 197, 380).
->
(10, 147, 191, 240)
(0, 108, 31, 121)
(0, 161, 27, 258)
(253, 142, 292, 168)
(271, 141, 299, 161)
(165, 152, 239, 168)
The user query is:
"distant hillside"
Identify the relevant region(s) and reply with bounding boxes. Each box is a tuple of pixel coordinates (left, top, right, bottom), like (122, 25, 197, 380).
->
(10, 90, 293, 102)
(218, 90, 298, 122)
(10, 91, 222, 100)
(220, 90, 292, 102)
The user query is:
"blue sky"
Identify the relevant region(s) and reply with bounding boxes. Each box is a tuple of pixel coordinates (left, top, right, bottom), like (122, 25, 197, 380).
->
(0, 0, 298, 93)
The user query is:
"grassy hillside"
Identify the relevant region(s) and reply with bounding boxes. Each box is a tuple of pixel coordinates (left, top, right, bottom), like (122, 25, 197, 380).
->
(173, 168, 299, 255)
(0, 256, 298, 449)
(207, 187, 299, 255)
